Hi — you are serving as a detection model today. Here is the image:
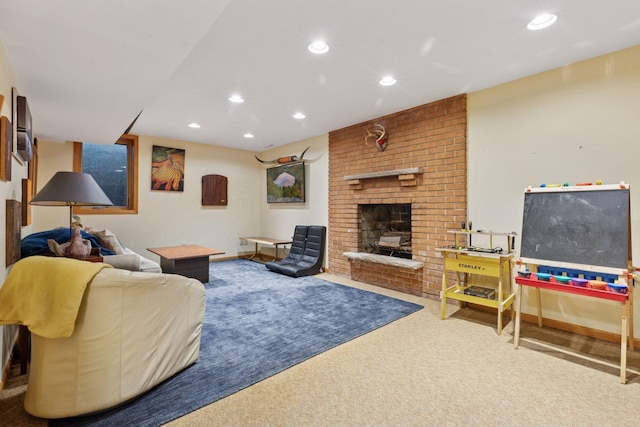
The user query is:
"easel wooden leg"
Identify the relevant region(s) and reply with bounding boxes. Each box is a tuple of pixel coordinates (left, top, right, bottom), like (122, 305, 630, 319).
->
(628, 285, 634, 351)
(514, 284, 522, 349)
(535, 287, 543, 327)
(620, 301, 628, 384)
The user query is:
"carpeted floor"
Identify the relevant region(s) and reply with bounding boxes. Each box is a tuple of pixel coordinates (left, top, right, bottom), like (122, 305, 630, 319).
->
(6, 259, 422, 426)
(2, 262, 640, 426)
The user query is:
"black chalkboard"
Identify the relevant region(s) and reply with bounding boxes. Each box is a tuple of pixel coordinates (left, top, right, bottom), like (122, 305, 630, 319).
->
(520, 188, 630, 269)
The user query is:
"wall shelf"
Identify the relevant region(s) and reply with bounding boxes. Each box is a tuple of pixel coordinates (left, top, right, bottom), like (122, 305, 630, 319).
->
(344, 168, 423, 189)
(344, 167, 422, 181)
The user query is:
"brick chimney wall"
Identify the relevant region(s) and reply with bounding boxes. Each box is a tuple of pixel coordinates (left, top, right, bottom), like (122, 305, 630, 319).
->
(328, 94, 467, 299)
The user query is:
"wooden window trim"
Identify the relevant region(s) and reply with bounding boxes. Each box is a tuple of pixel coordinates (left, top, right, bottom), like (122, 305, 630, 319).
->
(72, 134, 139, 215)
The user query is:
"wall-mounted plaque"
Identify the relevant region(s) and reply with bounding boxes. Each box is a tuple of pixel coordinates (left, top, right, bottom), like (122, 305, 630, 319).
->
(6, 199, 21, 266)
(0, 116, 11, 181)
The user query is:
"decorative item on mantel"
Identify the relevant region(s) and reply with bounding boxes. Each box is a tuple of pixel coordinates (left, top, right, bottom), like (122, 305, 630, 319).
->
(255, 146, 310, 165)
(363, 124, 388, 152)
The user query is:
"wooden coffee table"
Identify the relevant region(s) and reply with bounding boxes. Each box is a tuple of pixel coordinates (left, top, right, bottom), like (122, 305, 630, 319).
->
(147, 244, 225, 283)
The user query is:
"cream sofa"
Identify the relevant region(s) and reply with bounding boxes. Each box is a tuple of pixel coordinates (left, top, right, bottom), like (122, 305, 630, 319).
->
(24, 267, 205, 419)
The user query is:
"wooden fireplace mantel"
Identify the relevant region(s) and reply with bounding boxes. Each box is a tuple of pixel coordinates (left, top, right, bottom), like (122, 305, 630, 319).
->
(343, 167, 422, 189)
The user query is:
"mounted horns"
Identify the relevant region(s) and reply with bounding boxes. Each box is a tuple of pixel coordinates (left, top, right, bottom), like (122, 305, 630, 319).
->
(364, 124, 388, 152)
(255, 146, 310, 165)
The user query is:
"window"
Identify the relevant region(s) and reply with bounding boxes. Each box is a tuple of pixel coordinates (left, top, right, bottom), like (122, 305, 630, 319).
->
(73, 134, 138, 214)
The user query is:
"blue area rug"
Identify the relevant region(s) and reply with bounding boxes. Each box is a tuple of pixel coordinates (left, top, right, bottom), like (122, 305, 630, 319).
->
(51, 259, 422, 426)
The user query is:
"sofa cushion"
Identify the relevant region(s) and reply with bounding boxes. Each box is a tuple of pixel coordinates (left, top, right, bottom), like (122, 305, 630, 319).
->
(102, 254, 141, 271)
(85, 228, 126, 255)
(121, 247, 162, 273)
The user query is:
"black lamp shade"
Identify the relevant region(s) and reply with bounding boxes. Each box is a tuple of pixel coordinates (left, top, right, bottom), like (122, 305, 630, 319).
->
(30, 171, 113, 207)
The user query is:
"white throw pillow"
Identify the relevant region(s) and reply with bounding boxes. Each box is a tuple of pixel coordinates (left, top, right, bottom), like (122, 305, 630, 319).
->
(85, 227, 126, 255)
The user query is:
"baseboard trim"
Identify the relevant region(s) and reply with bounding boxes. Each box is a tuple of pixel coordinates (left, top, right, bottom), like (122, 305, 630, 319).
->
(211, 255, 246, 262)
(468, 302, 639, 348)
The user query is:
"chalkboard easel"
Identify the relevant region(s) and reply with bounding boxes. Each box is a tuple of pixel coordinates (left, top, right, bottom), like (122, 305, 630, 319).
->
(516, 182, 634, 383)
(520, 183, 631, 274)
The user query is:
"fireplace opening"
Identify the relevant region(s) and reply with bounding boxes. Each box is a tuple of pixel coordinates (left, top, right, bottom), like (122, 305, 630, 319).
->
(360, 203, 412, 259)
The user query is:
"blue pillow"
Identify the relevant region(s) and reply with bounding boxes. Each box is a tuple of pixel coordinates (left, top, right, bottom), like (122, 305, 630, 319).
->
(21, 228, 116, 258)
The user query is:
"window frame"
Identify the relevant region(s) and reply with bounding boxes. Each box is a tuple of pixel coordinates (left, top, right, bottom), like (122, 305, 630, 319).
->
(72, 134, 139, 215)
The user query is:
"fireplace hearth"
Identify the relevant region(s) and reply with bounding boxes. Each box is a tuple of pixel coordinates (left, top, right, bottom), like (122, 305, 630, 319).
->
(360, 203, 412, 259)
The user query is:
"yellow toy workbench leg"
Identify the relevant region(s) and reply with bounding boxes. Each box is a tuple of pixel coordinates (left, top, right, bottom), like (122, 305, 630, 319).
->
(497, 273, 504, 336)
(440, 267, 448, 320)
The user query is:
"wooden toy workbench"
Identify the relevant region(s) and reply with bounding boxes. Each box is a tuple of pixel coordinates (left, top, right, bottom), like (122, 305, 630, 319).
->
(439, 230, 517, 335)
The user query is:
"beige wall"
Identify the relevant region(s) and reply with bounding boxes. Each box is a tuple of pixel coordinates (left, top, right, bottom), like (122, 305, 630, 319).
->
(0, 42, 32, 375)
(468, 45, 640, 333)
(3, 38, 640, 368)
(256, 135, 329, 255)
(34, 134, 329, 264)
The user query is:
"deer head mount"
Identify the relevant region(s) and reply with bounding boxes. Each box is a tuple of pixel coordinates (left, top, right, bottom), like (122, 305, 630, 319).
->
(364, 124, 388, 152)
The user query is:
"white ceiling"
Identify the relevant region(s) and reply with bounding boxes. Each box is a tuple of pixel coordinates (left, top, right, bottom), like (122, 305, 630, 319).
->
(1, 1, 639, 152)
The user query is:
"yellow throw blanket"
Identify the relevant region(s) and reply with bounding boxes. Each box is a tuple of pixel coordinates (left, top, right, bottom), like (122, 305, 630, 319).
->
(0, 256, 112, 338)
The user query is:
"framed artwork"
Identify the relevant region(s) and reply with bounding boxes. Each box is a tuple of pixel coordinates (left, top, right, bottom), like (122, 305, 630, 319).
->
(266, 162, 305, 203)
(151, 145, 185, 191)
(6, 199, 21, 266)
(22, 138, 38, 225)
(0, 116, 12, 181)
(10, 87, 30, 164)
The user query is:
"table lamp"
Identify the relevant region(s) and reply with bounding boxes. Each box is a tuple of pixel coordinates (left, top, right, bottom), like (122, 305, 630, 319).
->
(30, 171, 113, 241)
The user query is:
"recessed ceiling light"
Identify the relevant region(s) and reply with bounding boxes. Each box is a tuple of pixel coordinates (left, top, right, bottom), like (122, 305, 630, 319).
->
(243, 133, 254, 139)
(188, 122, 200, 128)
(379, 76, 397, 86)
(293, 112, 306, 119)
(527, 13, 557, 30)
(308, 40, 329, 54)
(229, 94, 245, 103)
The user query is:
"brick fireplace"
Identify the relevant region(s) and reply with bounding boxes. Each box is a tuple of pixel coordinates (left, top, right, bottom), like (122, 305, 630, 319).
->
(328, 95, 467, 300)
(360, 203, 412, 259)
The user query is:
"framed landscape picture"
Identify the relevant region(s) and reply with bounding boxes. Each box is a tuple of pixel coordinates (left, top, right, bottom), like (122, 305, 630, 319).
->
(266, 162, 305, 203)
